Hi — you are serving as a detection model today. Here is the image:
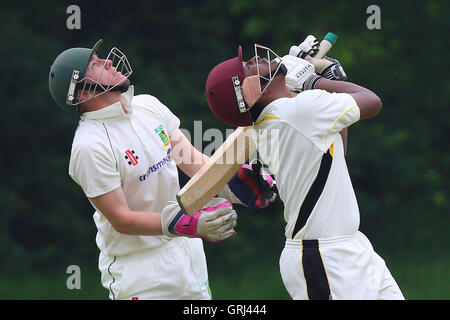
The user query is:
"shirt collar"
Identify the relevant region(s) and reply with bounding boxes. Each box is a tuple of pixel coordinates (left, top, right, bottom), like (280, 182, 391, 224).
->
(80, 85, 134, 120)
(254, 97, 292, 124)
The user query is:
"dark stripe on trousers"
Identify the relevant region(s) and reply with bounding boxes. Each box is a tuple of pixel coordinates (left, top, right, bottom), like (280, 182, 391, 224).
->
(302, 240, 331, 300)
(292, 150, 333, 238)
(108, 256, 117, 300)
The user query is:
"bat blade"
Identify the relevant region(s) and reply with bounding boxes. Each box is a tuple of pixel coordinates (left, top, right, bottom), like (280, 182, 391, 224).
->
(177, 126, 256, 215)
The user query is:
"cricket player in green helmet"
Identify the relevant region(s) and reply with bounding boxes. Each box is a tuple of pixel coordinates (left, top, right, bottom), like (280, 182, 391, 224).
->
(48, 39, 276, 300)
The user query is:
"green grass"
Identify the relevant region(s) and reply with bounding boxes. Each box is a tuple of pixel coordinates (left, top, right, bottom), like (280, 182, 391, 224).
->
(0, 257, 447, 299)
(387, 257, 450, 300)
(0, 269, 107, 300)
(208, 264, 291, 300)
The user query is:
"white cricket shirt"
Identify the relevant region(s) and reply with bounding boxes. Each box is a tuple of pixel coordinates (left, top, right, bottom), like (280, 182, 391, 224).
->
(254, 89, 361, 239)
(69, 86, 181, 256)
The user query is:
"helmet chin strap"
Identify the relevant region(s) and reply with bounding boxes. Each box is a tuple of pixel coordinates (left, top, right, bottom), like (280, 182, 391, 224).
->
(111, 79, 131, 93)
(94, 79, 131, 93)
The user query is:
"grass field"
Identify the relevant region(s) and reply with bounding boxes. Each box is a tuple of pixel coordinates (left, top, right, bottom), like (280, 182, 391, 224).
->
(0, 256, 448, 300)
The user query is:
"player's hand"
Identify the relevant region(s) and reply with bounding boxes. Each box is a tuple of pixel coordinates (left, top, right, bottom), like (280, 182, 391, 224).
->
(306, 55, 347, 81)
(289, 35, 320, 59)
(161, 198, 237, 242)
(279, 35, 323, 93)
(281, 54, 318, 93)
(220, 159, 278, 209)
(289, 34, 347, 82)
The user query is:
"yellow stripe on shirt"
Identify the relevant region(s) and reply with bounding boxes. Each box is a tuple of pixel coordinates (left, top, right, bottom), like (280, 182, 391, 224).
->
(255, 114, 280, 126)
(329, 143, 334, 157)
(324, 104, 358, 150)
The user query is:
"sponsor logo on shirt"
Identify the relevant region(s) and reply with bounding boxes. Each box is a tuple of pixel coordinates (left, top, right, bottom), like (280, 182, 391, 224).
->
(124, 149, 139, 166)
(139, 148, 172, 181)
(154, 124, 170, 148)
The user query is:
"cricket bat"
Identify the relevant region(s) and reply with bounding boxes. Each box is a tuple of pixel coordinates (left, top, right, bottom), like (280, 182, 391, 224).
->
(177, 125, 256, 215)
(177, 33, 337, 215)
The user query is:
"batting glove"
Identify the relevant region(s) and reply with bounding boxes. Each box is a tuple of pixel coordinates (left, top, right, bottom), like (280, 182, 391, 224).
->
(281, 54, 317, 93)
(306, 55, 347, 81)
(289, 35, 320, 59)
(161, 198, 237, 242)
(219, 159, 278, 209)
(288, 34, 347, 86)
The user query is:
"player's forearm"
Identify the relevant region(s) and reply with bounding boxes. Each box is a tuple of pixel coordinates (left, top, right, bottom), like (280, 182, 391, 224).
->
(177, 148, 209, 178)
(170, 129, 209, 177)
(90, 187, 163, 236)
(339, 128, 348, 156)
(113, 211, 163, 235)
(315, 78, 382, 120)
(183, 150, 209, 177)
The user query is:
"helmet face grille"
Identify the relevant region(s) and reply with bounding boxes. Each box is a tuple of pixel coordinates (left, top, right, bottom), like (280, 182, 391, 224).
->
(74, 47, 133, 105)
(253, 44, 283, 95)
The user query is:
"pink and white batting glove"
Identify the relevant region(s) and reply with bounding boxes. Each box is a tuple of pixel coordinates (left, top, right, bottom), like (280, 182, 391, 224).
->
(161, 198, 237, 242)
(219, 159, 278, 209)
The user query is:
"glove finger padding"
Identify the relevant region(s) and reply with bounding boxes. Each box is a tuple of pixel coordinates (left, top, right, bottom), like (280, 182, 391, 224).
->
(202, 212, 237, 238)
(238, 160, 277, 208)
(161, 198, 237, 242)
(281, 55, 316, 93)
(196, 199, 237, 242)
(220, 160, 277, 209)
(205, 227, 236, 242)
(298, 36, 319, 58)
(290, 35, 319, 59)
(242, 162, 273, 192)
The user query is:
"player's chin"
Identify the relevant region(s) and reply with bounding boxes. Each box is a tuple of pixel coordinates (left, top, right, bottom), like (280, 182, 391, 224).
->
(111, 76, 128, 86)
(271, 61, 281, 72)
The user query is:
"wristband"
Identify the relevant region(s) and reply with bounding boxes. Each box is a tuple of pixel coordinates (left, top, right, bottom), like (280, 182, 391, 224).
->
(302, 74, 323, 91)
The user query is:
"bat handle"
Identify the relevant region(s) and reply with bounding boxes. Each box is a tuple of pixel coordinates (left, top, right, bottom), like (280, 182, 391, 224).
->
(313, 32, 338, 59)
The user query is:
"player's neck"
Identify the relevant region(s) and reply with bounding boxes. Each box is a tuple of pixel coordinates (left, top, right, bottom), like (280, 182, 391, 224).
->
(249, 80, 291, 121)
(259, 76, 292, 106)
(78, 91, 123, 115)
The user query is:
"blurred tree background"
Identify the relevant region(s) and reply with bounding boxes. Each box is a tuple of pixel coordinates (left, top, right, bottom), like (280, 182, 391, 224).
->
(0, 0, 448, 299)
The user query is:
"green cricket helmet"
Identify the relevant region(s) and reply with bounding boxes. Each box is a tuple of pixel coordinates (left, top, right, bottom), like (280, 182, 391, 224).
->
(48, 39, 132, 110)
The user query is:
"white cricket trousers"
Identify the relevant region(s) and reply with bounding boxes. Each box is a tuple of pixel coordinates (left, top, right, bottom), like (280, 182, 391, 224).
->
(280, 231, 404, 300)
(98, 237, 211, 300)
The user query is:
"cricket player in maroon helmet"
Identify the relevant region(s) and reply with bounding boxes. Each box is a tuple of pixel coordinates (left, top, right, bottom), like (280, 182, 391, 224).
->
(205, 35, 404, 300)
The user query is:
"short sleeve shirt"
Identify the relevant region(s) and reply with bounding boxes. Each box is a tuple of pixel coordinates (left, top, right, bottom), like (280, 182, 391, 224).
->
(69, 87, 181, 255)
(255, 89, 361, 239)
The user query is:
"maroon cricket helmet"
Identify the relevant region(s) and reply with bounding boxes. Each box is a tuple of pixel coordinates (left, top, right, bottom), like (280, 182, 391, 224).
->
(205, 46, 253, 127)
